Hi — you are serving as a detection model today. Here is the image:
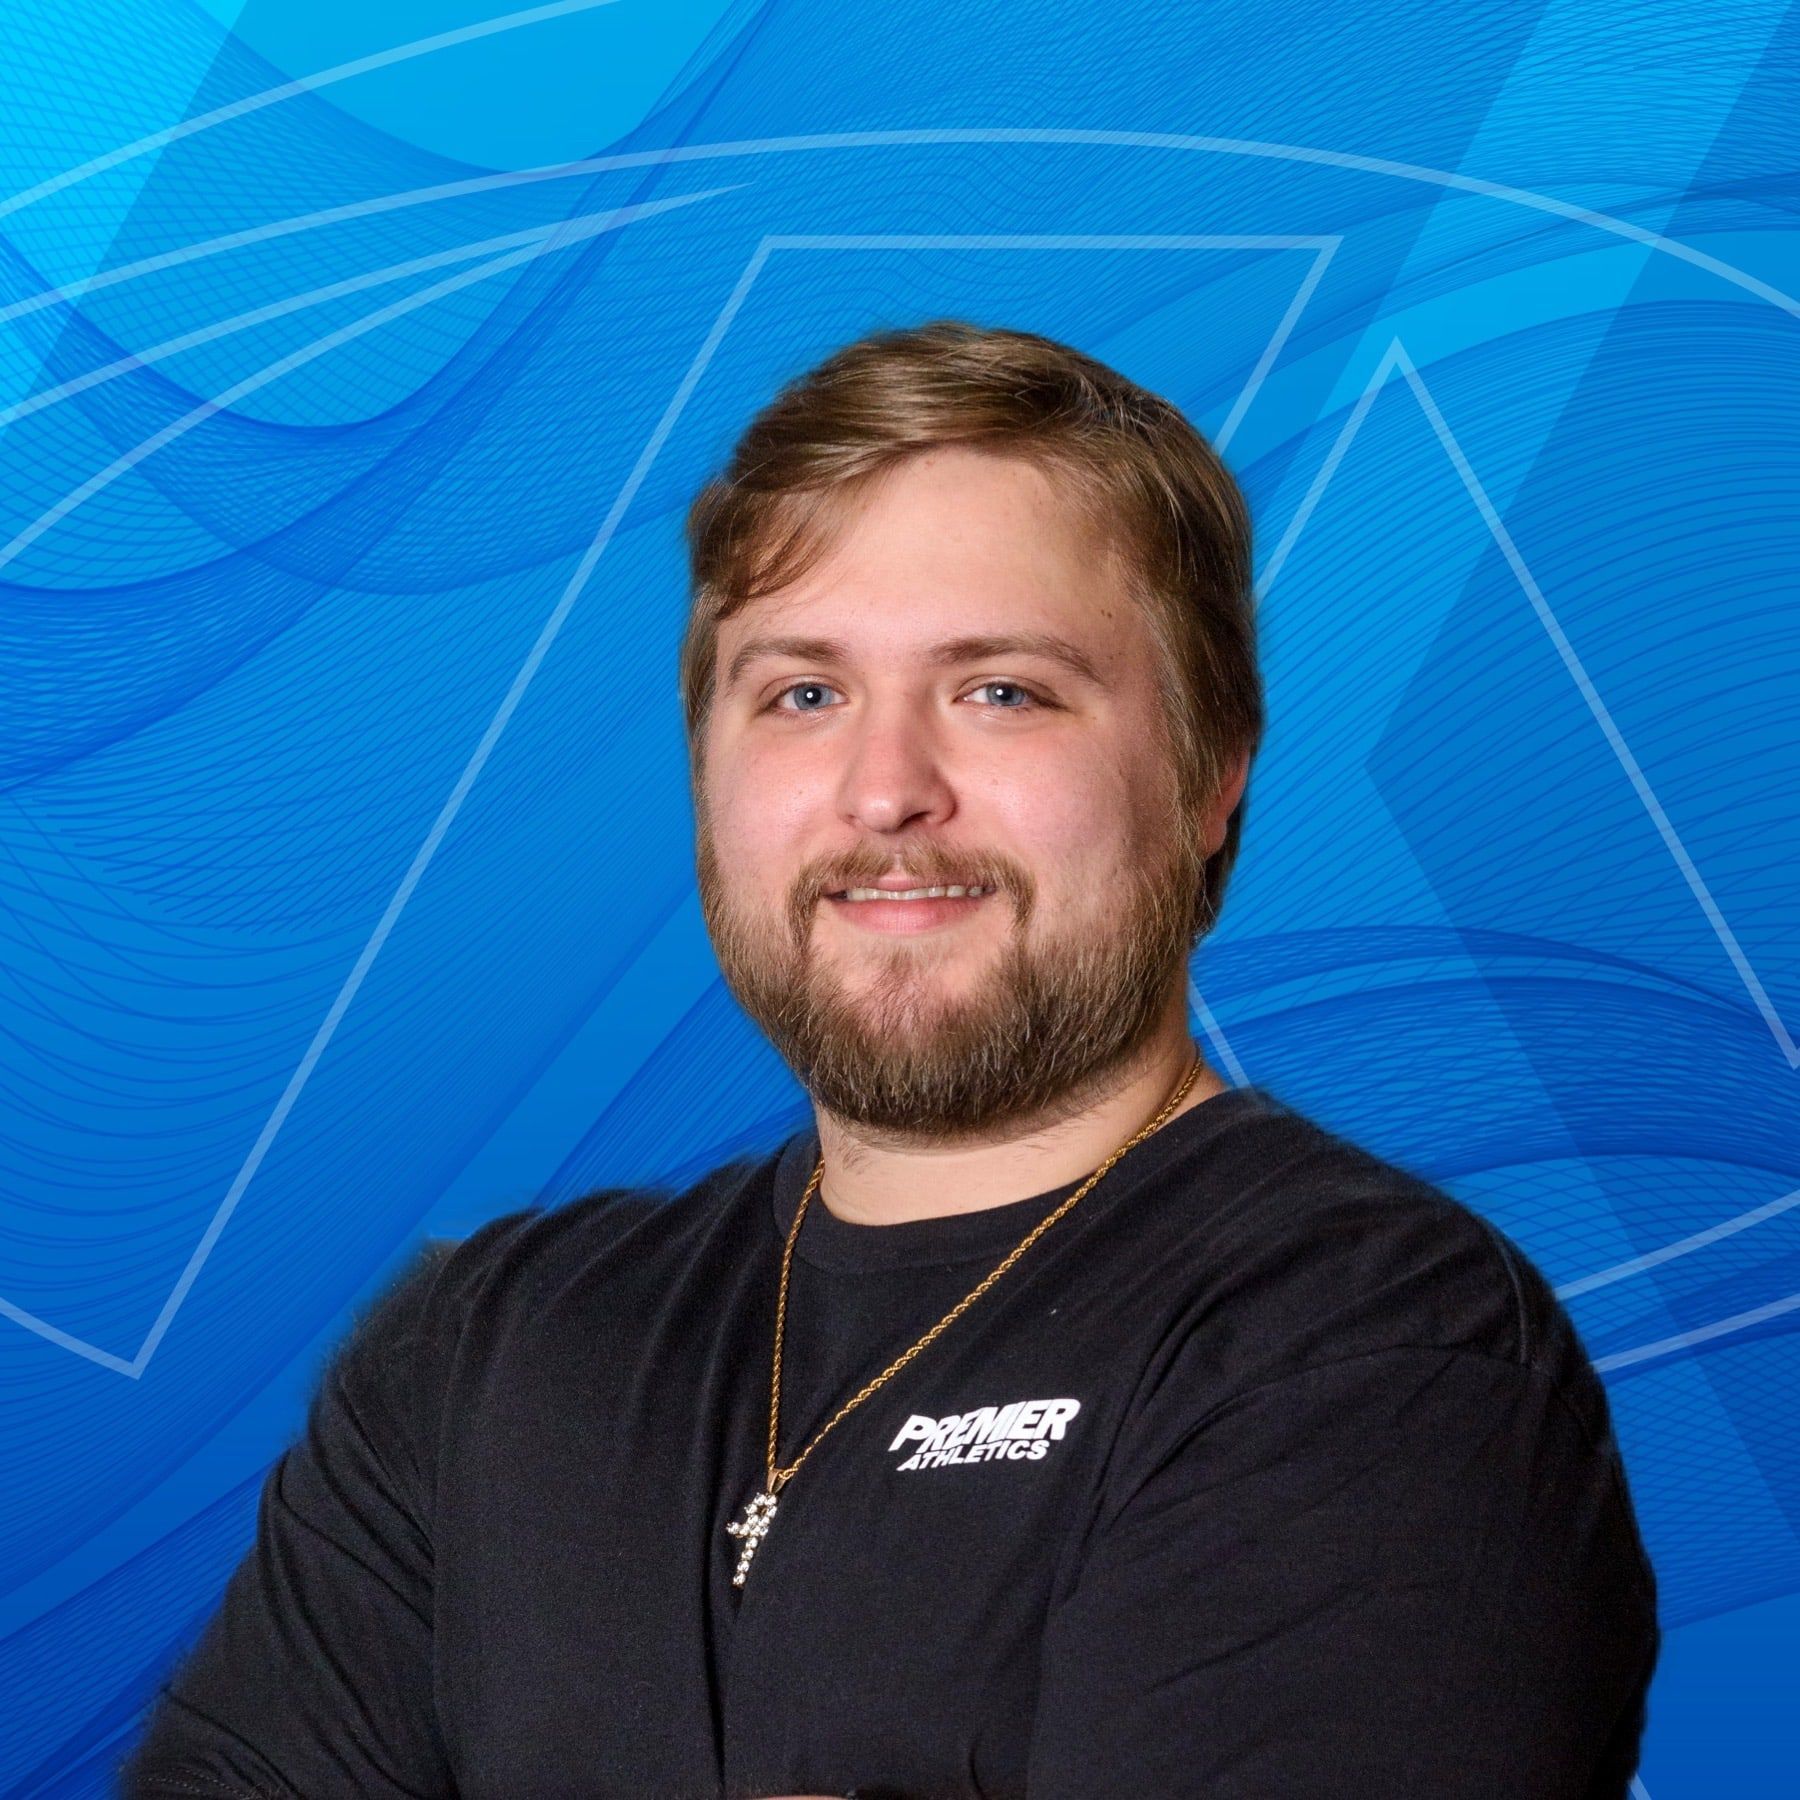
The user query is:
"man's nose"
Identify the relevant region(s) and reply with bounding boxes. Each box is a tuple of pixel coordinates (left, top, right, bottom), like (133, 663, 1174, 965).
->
(834, 703, 955, 835)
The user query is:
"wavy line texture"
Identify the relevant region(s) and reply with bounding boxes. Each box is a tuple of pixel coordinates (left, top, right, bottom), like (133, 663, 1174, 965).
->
(0, 0, 1796, 1791)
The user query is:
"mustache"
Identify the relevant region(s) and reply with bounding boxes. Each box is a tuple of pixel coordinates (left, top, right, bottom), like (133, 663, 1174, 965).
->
(803, 851, 1027, 901)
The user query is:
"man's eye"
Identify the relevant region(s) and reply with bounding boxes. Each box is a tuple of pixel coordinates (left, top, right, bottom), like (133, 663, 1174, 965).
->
(965, 680, 1045, 710)
(771, 681, 842, 713)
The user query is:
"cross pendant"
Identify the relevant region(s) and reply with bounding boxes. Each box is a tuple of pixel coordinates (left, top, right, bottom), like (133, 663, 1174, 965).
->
(726, 1488, 779, 1587)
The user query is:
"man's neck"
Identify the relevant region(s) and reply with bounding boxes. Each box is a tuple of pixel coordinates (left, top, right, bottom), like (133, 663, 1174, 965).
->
(810, 1030, 1227, 1227)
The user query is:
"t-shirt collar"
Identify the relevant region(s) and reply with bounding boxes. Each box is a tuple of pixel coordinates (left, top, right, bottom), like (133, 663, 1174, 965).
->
(769, 1082, 1275, 1273)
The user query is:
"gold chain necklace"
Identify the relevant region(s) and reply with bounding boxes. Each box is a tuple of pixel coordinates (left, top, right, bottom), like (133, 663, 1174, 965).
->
(725, 1055, 1205, 1587)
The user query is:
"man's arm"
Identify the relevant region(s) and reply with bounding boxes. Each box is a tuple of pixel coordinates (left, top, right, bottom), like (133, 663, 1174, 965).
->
(1024, 1346, 1658, 1798)
(120, 1234, 483, 1798)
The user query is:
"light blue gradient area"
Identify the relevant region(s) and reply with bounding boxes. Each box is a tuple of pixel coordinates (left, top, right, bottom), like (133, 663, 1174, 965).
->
(0, 0, 1796, 1792)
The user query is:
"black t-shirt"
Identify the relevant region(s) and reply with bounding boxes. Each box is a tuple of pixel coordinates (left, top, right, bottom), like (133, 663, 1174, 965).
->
(120, 1083, 1659, 1799)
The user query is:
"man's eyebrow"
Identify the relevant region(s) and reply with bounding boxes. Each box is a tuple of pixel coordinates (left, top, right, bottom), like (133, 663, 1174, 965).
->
(725, 635, 851, 689)
(724, 630, 1106, 690)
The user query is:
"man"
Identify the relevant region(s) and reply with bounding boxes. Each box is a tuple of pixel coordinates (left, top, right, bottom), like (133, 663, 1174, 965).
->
(122, 321, 1658, 1798)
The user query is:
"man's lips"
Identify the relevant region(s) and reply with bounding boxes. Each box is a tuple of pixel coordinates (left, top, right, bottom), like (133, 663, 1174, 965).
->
(820, 887, 998, 933)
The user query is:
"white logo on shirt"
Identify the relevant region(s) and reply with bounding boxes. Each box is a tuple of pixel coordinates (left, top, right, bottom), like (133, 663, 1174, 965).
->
(887, 1397, 1082, 1471)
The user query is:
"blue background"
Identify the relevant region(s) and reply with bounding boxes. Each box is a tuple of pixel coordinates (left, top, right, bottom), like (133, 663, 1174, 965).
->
(0, 2, 1795, 1792)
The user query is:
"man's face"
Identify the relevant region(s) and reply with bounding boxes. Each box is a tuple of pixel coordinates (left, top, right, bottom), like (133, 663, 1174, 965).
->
(695, 446, 1235, 1140)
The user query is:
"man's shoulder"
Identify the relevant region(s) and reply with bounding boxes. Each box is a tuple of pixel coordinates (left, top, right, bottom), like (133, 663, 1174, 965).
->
(1170, 1089, 1592, 1402)
(405, 1135, 792, 1330)
(313, 1142, 794, 1475)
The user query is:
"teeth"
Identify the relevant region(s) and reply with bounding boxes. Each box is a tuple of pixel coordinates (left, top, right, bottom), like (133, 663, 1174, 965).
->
(841, 885, 990, 902)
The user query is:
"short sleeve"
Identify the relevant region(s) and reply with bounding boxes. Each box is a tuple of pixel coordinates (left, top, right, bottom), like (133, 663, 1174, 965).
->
(1025, 1346, 1658, 1799)
(119, 1228, 502, 1798)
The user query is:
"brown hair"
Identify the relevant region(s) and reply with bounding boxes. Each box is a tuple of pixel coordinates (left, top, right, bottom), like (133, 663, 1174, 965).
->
(680, 319, 1264, 938)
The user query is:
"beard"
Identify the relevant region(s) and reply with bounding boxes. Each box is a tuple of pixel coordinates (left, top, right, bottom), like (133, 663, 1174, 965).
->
(694, 784, 1207, 1142)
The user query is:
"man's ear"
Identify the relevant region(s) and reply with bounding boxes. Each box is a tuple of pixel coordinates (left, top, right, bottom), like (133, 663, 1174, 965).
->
(1204, 748, 1252, 857)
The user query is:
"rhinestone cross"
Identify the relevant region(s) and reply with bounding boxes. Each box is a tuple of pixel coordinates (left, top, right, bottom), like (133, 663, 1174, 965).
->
(726, 1488, 780, 1587)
